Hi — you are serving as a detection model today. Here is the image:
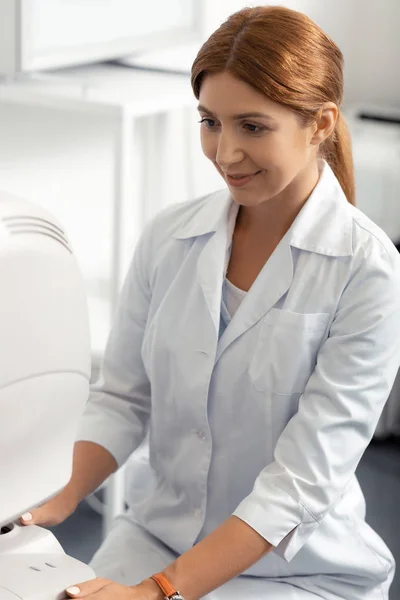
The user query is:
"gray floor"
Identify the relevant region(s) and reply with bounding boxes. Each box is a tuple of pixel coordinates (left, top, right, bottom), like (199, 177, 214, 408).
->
(50, 439, 400, 598)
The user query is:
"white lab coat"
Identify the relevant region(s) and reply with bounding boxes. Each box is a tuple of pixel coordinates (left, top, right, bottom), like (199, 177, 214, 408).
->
(79, 161, 400, 598)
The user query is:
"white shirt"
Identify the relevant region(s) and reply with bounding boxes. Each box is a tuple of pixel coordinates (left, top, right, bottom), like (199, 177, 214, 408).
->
(224, 278, 247, 318)
(78, 161, 400, 582)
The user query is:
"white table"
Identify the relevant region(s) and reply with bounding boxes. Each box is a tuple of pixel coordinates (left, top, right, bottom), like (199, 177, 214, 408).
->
(0, 63, 196, 536)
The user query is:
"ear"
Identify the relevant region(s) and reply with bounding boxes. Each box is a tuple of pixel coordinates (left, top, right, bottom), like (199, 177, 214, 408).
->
(310, 102, 339, 145)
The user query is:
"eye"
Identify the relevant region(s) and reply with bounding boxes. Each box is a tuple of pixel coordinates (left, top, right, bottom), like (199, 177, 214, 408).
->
(243, 123, 267, 134)
(198, 117, 218, 129)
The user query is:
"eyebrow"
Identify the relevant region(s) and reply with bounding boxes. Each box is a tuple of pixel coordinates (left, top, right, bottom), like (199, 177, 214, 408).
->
(197, 104, 277, 121)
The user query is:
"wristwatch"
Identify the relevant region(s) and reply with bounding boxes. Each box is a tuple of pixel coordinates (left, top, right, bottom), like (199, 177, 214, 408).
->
(150, 572, 185, 600)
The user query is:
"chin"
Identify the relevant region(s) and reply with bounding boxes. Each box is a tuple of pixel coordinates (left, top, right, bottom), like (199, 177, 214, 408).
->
(229, 189, 270, 207)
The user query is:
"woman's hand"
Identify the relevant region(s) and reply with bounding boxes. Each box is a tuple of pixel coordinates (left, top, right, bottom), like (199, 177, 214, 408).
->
(66, 577, 164, 600)
(20, 487, 78, 527)
(20, 442, 118, 528)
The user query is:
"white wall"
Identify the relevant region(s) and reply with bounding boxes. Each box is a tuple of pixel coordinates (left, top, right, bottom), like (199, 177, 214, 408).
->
(282, 0, 400, 108)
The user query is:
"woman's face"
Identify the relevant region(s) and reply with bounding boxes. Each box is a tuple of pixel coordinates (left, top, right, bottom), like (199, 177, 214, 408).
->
(198, 71, 318, 208)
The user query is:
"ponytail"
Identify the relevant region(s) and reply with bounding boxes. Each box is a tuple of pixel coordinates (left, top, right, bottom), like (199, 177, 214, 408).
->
(321, 112, 355, 206)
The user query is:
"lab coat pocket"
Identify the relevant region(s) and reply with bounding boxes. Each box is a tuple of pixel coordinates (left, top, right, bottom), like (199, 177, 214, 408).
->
(249, 308, 330, 395)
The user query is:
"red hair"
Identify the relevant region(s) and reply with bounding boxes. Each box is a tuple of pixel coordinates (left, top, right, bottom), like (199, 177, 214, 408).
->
(191, 6, 355, 205)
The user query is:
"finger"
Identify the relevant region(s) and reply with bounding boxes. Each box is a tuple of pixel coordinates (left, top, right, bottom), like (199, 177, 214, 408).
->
(20, 506, 51, 526)
(20, 512, 34, 525)
(66, 579, 112, 598)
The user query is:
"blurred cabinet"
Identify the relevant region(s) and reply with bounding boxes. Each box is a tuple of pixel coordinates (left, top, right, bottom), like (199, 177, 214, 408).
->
(0, 0, 202, 75)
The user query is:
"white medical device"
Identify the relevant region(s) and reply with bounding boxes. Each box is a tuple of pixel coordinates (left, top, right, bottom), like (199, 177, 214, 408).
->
(0, 191, 95, 598)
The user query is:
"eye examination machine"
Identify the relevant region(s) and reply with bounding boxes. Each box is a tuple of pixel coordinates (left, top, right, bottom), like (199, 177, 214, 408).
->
(0, 190, 95, 599)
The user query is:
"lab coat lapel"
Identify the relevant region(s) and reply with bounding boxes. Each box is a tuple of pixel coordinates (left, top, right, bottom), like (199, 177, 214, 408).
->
(173, 189, 234, 338)
(216, 235, 294, 362)
(197, 227, 229, 335)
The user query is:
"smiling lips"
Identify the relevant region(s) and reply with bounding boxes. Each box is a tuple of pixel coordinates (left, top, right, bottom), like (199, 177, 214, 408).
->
(225, 171, 262, 187)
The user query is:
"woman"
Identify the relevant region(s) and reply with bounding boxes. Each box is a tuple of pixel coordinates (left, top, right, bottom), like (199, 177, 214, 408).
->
(22, 6, 400, 599)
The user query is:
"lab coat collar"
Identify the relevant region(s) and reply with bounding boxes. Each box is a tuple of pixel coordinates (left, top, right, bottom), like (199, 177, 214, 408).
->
(173, 189, 232, 240)
(174, 160, 353, 258)
(289, 159, 354, 257)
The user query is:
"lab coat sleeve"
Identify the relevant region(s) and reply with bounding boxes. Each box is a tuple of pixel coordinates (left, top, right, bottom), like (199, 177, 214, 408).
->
(233, 241, 400, 561)
(76, 221, 154, 468)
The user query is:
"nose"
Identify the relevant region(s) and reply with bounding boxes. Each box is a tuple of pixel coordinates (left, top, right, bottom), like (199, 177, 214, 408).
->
(215, 130, 245, 169)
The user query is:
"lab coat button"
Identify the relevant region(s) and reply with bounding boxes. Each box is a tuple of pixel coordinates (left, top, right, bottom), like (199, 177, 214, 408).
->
(194, 508, 202, 518)
(196, 430, 206, 441)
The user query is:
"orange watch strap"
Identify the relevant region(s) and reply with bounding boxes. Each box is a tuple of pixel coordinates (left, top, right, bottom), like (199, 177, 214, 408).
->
(150, 573, 177, 598)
